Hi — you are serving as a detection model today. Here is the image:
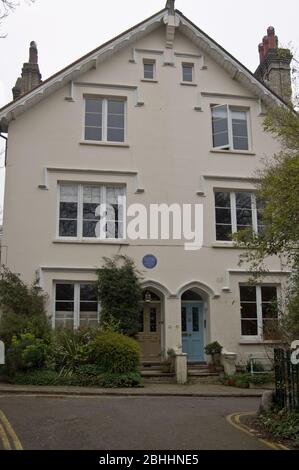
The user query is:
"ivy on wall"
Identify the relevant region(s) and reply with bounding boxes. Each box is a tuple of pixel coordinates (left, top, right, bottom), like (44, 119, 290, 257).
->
(96, 255, 143, 337)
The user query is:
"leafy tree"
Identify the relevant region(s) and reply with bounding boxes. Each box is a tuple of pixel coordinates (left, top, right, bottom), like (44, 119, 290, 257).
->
(96, 255, 143, 336)
(235, 105, 299, 342)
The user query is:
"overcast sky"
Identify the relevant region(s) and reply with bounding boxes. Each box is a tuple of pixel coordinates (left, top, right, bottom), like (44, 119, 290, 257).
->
(0, 0, 299, 222)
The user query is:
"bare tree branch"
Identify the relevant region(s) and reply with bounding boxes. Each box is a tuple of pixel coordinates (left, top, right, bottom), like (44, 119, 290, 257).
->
(0, 1, 17, 20)
(0, 1, 35, 37)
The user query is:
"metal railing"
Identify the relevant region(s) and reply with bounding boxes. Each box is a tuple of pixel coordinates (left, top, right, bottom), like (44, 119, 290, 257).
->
(274, 348, 299, 411)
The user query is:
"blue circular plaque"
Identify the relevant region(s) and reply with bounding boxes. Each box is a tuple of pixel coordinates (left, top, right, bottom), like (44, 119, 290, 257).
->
(142, 254, 157, 269)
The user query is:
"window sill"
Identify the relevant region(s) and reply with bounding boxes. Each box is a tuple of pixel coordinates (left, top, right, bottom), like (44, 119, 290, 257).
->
(141, 79, 158, 83)
(212, 242, 236, 248)
(239, 339, 283, 345)
(180, 82, 197, 87)
(53, 239, 129, 246)
(210, 149, 256, 156)
(80, 141, 129, 148)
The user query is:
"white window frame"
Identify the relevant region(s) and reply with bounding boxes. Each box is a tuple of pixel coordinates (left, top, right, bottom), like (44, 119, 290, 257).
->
(53, 282, 100, 330)
(143, 59, 156, 80)
(240, 285, 279, 341)
(214, 190, 259, 241)
(211, 104, 251, 151)
(182, 62, 194, 83)
(84, 96, 126, 143)
(57, 182, 126, 241)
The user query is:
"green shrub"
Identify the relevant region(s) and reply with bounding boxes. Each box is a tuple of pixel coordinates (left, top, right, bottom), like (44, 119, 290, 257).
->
(100, 372, 143, 388)
(223, 372, 274, 388)
(234, 373, 250, 388)
(204, 341, 223, 355)
(74, 364, 104, 386)
(258, 411, 299, 443)
(6, 333, 48, 374)
(223, 373, 250, 388)
(0, 267, 51, 347)
(8, 368, 143, 388)
(8, 369, 92, 386)
(88, 331, 140, 373)
(47, 328, 97, 373)
(249, 372, 274, 385)
(75, 365, 143, 388)
(76, 364, 103, 377)
(8, 369, 81, 386)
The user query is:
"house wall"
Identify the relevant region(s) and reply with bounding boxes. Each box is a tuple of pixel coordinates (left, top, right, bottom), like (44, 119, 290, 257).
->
(2, 24, 288, 362)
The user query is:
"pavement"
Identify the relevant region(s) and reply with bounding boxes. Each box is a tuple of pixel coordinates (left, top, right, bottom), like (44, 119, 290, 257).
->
(0, 394, 270, 450)
(0, 382, 266, 397)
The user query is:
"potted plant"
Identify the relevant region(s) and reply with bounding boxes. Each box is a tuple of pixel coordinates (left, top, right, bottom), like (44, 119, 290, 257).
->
(161, 349, 176, 373)
(160, 358, 172, 373)
(167, 348, 176, 373)
(205, 341, 223, 371)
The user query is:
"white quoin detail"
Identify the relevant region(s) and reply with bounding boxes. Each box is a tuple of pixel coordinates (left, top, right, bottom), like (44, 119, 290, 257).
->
(0, 341, 5, 365)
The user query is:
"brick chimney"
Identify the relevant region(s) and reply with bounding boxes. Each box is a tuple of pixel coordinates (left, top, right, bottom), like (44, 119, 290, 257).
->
(12, 41, 42, 100)
(255, 27, 292, 103)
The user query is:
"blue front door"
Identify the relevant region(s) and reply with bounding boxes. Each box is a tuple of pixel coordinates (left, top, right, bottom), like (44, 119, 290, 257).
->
(181, 303, 204, 362)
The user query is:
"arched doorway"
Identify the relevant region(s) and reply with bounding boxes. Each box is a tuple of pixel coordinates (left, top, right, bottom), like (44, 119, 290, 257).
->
(181, 289, 205, 362)
(137, 289, 162, 363)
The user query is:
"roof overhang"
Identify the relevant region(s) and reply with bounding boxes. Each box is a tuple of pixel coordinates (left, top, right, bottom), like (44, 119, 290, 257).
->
(0, 9, 166, 132)
(0, 8, 286, 132)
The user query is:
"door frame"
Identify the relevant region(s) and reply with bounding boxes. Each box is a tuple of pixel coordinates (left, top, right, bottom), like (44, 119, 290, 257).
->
(181, 300, 207, 363)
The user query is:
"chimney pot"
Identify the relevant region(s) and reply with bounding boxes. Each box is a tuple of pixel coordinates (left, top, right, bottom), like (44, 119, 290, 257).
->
(267, 26, 276, 49)
(267, 26, 275, 35)
(263, 35, 269, 55)
(29, 41, 38, 64)
(258, 43, 265, 63)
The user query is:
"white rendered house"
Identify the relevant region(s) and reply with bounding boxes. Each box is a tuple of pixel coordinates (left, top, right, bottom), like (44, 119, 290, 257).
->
(0, 1, 291, 367)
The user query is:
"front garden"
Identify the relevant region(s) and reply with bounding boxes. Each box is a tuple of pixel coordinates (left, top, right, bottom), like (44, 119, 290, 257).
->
(0, 257, 144, 388)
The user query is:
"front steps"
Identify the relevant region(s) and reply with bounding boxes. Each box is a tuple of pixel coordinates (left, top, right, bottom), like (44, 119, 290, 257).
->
(140, 362, 176, 384)
(188, 364, 220, 384)
(140, 362, 221, 384)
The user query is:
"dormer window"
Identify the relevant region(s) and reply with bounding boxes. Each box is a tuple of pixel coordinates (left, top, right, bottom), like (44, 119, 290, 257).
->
(143, 60, 155, 80)
(211, 105, 249, 151)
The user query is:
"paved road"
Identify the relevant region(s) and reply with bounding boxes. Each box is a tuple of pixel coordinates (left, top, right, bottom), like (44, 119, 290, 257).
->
(0, 395, 270, 450)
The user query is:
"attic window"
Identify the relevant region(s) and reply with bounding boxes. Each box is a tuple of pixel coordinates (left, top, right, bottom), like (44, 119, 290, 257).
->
(211, 105, 249, 151)
(182, 63, 194, 82)
(143, 60, 155, 80)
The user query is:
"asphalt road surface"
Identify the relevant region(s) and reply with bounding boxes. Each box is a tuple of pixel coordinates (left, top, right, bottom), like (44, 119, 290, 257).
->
(0, 395, 270, 450)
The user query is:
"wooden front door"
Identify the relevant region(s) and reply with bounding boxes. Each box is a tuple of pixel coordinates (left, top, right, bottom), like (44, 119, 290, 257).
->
(137, 303, 161, 362)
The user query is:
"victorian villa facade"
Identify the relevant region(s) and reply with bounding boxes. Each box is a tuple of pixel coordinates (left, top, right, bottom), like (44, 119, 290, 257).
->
(0, 1, 291, 366)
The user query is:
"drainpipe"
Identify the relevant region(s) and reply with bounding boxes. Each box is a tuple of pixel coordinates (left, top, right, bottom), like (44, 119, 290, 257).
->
(0, 133, 7, 167)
